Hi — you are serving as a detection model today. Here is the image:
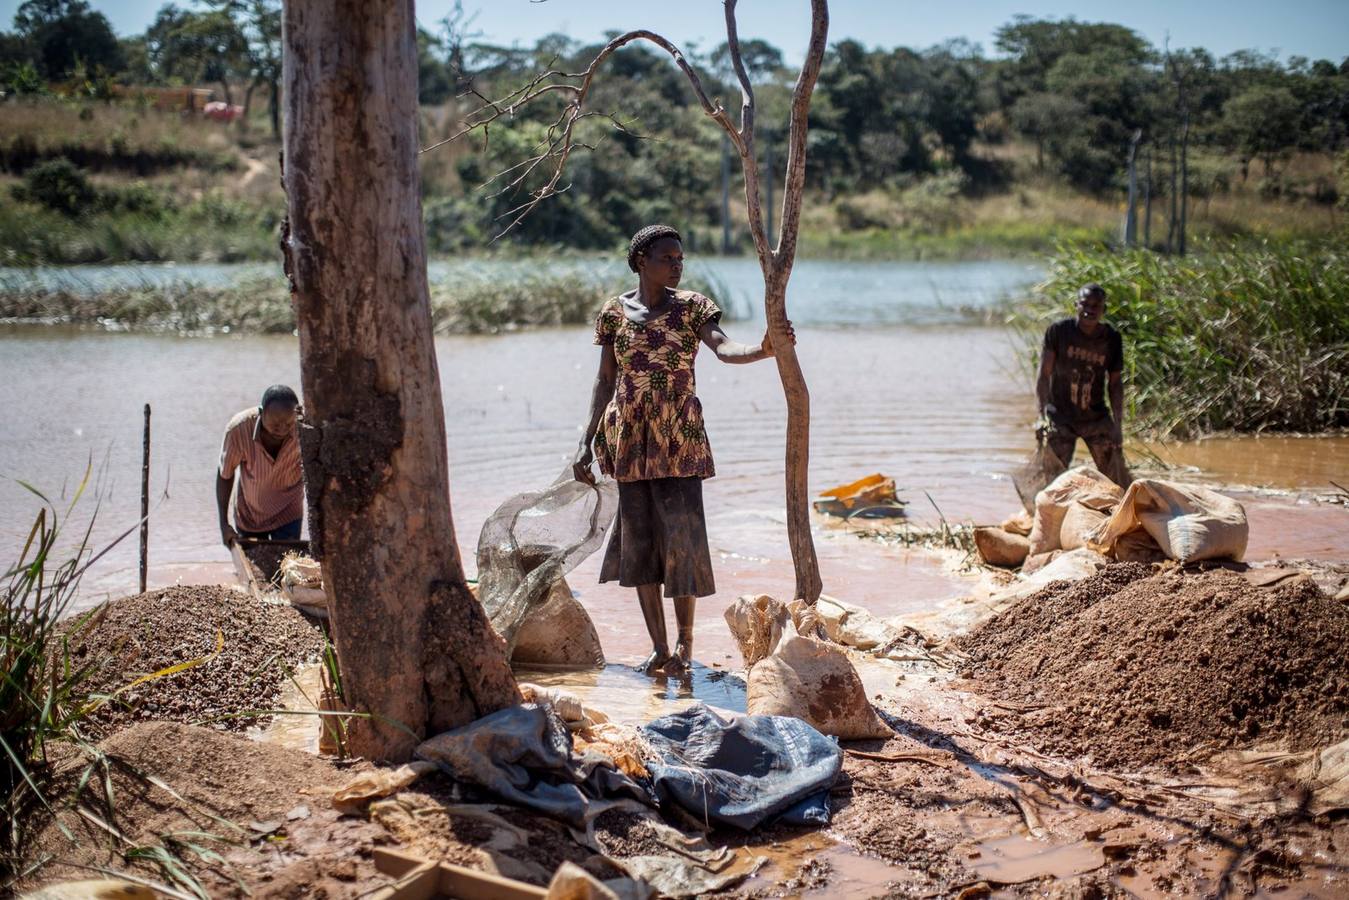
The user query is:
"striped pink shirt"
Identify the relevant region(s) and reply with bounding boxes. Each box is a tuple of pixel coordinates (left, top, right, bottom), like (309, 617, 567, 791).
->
(218, 408, 303, 533)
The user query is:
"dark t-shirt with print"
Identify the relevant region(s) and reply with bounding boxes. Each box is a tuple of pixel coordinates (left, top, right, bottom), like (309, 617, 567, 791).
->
(1043, 318, 1123, 425)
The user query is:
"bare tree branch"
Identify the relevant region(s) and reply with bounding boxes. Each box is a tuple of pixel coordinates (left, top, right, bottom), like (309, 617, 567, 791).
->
(423, 29, 747, 239)
(774, 0, 829, 273)
(723, 0, 772, 266)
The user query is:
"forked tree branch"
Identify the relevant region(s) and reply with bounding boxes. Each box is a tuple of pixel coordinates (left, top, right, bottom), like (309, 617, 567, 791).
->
(424, 28, 746, 239)
(773, 0, 829, 278)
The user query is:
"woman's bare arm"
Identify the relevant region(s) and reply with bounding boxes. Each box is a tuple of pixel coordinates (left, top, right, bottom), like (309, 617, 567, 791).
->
(699, 319, 795, 364)
(573, 343, 618, 483)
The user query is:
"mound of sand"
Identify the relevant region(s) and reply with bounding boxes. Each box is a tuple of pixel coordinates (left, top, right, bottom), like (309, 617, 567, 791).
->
(68, 584, 324, 738)
(957, 565, 1349, 772)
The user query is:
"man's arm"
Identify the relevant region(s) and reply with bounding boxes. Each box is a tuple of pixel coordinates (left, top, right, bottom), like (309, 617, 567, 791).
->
(1036, 348, 1055, 418)
(216, 472, 238, 547)
(1108, 371, 1125, 445)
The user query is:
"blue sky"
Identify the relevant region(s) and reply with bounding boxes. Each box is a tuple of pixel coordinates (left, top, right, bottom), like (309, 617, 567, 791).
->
(6, 1, 1348, 63)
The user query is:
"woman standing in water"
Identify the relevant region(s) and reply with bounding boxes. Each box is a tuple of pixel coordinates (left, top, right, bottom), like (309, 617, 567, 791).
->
(573, 224, 793, 676)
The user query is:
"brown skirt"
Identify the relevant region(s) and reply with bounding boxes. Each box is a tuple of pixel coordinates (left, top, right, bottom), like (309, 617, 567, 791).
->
(600, 477, 715, 598)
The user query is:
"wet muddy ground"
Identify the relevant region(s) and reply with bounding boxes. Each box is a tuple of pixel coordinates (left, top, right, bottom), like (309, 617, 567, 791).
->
(26, 574, 1346, 899)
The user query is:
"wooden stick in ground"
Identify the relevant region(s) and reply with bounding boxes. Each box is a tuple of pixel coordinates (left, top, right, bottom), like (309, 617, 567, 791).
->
(139, 402, 150, 594)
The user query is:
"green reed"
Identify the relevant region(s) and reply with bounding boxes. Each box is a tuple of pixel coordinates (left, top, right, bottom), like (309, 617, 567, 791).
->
(0, 268, 740, 336)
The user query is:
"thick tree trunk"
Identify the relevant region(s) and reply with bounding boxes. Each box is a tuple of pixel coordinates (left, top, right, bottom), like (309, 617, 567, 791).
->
(282, 0, 519, 762)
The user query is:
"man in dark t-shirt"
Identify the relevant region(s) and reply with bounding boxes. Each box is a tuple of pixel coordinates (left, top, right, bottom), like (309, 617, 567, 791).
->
(1035, 283, 1131, 487)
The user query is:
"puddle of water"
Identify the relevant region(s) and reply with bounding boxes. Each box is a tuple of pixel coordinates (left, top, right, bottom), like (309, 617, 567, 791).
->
(734, 829, 908, 897)
(965, 832, 1105, 884)
(249, 662, 323, 754)
(512, 663, 747, 726)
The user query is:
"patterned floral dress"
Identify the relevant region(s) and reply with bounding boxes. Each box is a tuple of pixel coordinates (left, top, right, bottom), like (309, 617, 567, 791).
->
(593, 290, 721, 482)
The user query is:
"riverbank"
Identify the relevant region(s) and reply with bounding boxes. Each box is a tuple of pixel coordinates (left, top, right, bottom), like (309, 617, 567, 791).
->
(0, 266, 741, 335)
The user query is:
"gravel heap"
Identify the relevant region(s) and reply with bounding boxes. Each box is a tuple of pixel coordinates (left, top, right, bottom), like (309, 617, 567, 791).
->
(67, 584, 324, 738)
(957, 565, 1349, 771)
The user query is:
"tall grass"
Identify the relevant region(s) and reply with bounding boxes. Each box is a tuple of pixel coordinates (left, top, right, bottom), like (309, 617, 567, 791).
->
(1, 478, 234, 892)
(1011, 240, 1349, 438)
(1, 475, 108, 872)
(0, 269, 741, 335)
(0, 101, 240, 176)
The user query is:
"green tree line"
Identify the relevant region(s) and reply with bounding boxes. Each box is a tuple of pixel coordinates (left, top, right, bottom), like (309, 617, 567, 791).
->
(2, 2, 1346, 252)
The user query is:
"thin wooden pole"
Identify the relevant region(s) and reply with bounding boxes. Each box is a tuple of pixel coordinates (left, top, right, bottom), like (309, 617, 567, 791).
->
(139, 403, 150, 594)
(720, 134, 732, 254)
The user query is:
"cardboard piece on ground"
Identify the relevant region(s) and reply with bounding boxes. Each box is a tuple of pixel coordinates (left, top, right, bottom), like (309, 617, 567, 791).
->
(813, 473, 907, 518)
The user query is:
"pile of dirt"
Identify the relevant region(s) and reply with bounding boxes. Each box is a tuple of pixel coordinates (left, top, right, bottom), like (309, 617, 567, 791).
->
(22, 722, 387, 897)
(957, 565, 1349, 771)
(68, 584, 324, 738)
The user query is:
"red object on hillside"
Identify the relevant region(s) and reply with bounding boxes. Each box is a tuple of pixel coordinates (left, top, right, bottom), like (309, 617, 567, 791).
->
(203, 101, 244, 123)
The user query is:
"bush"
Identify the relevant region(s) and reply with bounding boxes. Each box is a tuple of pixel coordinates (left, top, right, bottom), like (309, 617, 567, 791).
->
(12, 157, 99, 216)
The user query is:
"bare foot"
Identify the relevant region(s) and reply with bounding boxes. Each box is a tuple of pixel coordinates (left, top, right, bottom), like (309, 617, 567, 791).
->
(673, 632, 693, 670)
(662, 649, 691, 676)
(637, 649, 672, 675)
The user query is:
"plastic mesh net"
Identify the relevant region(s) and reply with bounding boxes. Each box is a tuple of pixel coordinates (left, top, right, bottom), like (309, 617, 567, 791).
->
(476, 470, 618, 652)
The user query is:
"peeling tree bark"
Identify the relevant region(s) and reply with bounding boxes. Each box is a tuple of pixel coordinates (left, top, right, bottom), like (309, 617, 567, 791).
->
(282, 0, 520, 762)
